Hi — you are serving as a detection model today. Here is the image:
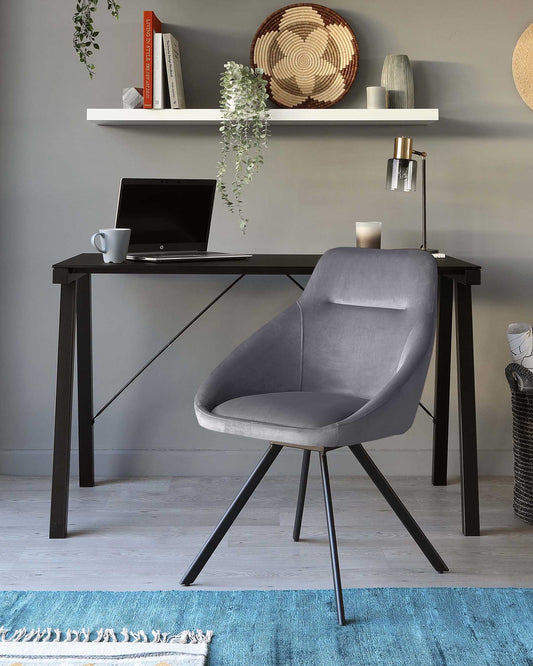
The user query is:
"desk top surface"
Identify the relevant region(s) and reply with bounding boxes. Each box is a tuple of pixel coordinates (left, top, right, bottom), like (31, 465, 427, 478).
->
(53, 253, 481, 284)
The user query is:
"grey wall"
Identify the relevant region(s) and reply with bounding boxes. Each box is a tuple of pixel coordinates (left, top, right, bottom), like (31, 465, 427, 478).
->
(1, 0, 532, 479)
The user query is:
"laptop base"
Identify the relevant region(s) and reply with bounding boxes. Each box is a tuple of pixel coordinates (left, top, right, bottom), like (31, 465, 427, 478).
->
(126, 251, 252, 263)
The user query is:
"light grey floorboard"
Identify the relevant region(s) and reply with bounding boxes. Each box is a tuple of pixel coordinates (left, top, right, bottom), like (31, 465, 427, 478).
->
(0, 475, 532, 590)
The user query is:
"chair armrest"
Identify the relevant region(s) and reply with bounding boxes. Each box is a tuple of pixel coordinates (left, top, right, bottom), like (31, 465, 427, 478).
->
(336, 323, 435, 443)
(195, 303, 303, 413)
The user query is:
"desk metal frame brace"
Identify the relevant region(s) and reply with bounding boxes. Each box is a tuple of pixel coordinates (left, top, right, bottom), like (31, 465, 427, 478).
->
(50, 272, 247, 537)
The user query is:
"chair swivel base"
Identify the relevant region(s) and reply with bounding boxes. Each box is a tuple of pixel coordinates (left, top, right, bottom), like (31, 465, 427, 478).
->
(180, 442, 448, 626)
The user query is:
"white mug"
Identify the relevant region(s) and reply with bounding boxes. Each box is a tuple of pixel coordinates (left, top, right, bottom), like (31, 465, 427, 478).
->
(91, 228, 131, 263)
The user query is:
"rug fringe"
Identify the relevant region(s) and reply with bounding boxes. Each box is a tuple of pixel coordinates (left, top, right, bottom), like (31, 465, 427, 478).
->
(0, 627, 212, 644)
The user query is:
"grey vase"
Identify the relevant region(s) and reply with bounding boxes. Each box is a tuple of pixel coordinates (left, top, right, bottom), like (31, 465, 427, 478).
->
(381, 54, 414, 109)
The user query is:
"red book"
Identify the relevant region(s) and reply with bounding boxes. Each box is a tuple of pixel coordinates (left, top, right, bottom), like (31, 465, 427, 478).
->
(143, 11, 162, 109)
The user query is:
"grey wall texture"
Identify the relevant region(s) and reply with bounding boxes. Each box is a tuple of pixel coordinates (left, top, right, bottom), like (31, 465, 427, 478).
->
(0, 0, 532, 479)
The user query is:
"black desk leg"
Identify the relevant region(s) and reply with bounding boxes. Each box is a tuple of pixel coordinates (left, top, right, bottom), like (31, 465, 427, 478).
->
(76, 274, 94, 487)
(432, 276, 453, 486)
(455, 281, 480, 536)
(49, 282, 77, 538)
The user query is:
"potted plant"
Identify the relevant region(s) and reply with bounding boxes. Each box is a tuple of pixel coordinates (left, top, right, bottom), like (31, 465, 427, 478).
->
(217, 61, 270, 232)
(73, 0, 120, 78)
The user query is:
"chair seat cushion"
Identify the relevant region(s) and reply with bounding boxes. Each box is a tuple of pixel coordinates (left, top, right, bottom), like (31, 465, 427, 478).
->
(212, 391, 367, 429)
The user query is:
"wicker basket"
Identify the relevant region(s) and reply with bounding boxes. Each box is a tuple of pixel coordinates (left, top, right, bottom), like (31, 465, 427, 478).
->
(506, 363, 533, 524)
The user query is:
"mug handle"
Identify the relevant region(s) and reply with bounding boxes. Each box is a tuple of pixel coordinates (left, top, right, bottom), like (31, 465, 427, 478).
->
(91, 232, 107, 254)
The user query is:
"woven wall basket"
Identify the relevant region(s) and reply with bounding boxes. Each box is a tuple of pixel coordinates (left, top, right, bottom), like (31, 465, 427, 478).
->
(512, 21, 533, 110)
(250, 3, 359, 108)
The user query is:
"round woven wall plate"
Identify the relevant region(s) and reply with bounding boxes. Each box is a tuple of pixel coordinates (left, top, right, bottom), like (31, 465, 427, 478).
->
(513, 22, 533, 110)
(251, 3, 359, 108)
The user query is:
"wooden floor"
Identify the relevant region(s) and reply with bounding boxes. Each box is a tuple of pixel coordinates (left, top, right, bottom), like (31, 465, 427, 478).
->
(1, 475, 532, 590)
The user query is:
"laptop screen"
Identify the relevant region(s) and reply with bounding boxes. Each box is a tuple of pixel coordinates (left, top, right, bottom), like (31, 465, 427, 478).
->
(115, 178, 216, 252)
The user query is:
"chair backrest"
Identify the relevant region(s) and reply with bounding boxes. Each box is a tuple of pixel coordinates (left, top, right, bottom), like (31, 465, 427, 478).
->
(297, 247, 437, 399)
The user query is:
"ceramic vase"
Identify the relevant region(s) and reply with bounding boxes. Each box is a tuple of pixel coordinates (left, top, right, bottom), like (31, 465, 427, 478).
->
(381, 54, 414, 109)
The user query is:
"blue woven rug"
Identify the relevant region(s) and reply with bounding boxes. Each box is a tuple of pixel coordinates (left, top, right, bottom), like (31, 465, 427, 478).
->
(1, 588, 532, 665)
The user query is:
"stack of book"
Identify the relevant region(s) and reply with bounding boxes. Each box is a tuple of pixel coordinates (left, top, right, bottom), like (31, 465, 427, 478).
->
(143, 11, 186, 110)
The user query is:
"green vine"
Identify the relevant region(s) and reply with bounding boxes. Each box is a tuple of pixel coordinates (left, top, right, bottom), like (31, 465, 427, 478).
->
(217, 61, 269, 232)
(73, 0, 120, 78)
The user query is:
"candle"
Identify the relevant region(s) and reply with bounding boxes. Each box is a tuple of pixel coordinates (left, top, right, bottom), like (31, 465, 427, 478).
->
(356, 222, 382, 249)
(366, 86, 387, 109)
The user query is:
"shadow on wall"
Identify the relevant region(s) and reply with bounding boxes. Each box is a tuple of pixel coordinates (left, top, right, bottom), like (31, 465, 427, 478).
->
(167, 24, 254, 107)
(331, 10, 398, 108)
(416, 60, 531, 138)
(478, 256, 533, 305)
(442, 228, 533, 305)
(433, 117, 533, 138)
(415, 60, 478, 109)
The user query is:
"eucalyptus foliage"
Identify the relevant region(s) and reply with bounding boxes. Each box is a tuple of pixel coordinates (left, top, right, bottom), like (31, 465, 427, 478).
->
(73, 0, 120, 78)
(217, 61, 269, 232)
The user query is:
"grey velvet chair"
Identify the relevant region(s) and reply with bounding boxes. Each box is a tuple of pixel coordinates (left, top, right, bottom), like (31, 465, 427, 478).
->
(181, 247, 448, 625)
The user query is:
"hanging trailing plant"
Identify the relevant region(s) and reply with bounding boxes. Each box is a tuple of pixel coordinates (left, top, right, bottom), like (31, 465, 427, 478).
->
(73, 0, 121, 78)
(217, 61, 269, 232)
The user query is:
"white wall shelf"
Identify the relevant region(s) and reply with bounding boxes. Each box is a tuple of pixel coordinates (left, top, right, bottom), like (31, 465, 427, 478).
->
(87, 108, 439, 126)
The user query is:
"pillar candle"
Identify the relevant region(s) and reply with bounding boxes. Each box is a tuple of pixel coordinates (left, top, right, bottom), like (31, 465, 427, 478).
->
(356, 222, 382, 249)
(366, 86, 387, 109)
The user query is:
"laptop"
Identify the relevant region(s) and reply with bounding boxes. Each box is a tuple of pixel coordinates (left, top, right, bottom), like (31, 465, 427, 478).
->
(115, 178, 252, 262)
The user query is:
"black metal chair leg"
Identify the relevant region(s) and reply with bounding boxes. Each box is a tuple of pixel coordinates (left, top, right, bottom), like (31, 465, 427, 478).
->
(349, 445, 449, 573)
(319, 451, 346, 626)
(293, 449, 311, 541)
(180, 443, 283, 586)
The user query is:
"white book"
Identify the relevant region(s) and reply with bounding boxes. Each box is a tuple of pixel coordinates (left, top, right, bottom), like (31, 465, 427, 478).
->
(152, 32, 167, 109)
(163, 33, 186, 109)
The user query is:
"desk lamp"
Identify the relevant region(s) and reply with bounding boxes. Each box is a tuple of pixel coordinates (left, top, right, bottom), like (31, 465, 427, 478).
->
(385, 136, 437, 253)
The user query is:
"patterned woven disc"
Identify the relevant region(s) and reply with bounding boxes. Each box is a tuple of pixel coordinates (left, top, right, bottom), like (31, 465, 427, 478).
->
(512, 22, 533, 110)
(251, 3, 359, 108)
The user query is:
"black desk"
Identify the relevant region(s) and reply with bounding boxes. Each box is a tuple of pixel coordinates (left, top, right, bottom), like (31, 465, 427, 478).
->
(49, 253, 481, 538)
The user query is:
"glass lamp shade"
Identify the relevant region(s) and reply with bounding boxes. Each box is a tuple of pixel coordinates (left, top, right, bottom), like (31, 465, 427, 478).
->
(386, 158, 417, 192)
